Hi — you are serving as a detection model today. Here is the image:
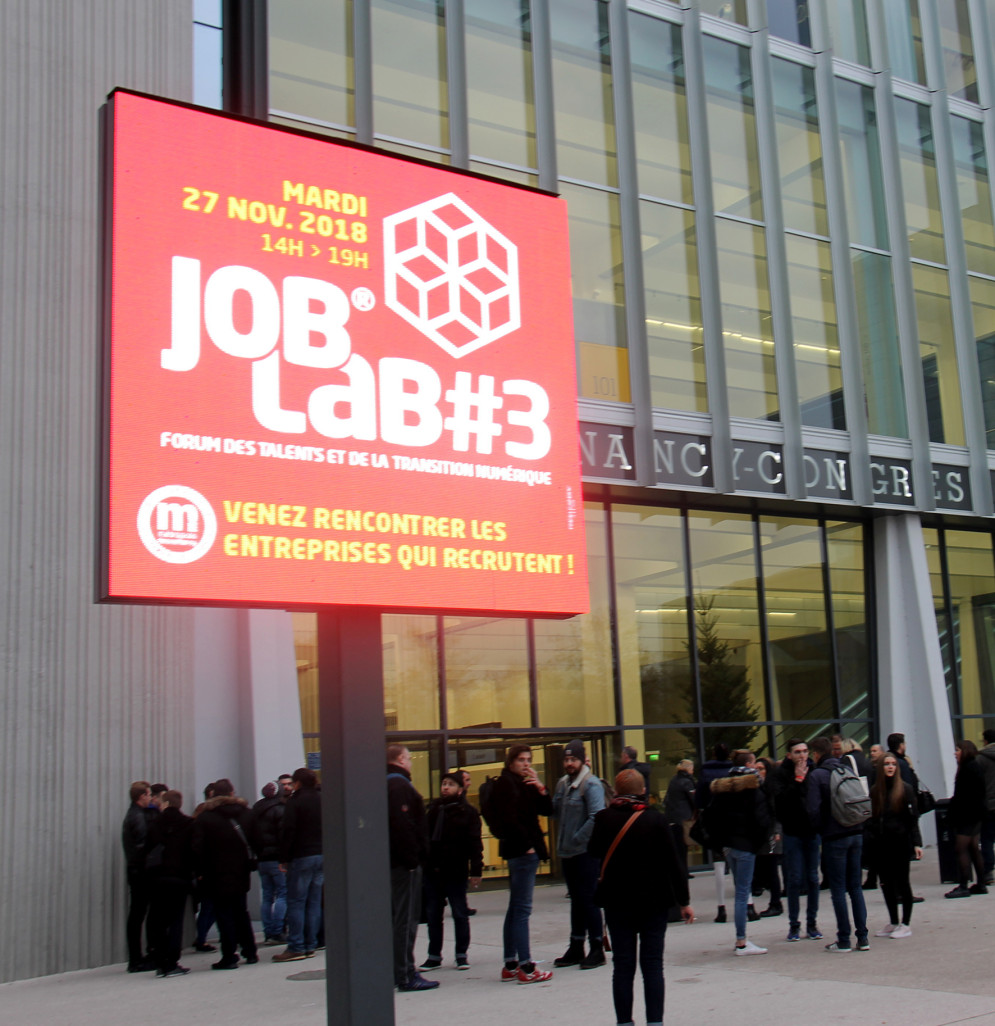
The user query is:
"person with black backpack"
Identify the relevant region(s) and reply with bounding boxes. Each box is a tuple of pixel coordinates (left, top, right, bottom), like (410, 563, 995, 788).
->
(809, 737, 869, 952)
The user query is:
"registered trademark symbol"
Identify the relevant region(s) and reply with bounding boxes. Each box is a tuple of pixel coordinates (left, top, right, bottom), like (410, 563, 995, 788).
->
(351, 287, 376, 311)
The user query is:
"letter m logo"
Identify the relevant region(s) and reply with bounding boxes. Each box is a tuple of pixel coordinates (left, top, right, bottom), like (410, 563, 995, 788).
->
(156, 502, 200, 533)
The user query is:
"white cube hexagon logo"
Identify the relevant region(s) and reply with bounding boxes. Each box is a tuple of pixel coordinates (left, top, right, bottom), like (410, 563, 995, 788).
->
(383, 193, 521, 358)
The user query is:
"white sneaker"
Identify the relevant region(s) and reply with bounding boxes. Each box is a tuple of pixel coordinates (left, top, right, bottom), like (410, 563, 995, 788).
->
(734, 940, 768, 955)
(875, 923, 898, 937)
(890, 924, 912, 939)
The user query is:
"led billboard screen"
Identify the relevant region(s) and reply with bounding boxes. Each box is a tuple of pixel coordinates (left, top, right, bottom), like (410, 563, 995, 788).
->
(100, 91, 587, 615)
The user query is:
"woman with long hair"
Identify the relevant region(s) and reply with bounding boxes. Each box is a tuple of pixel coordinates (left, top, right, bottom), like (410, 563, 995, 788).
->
(945, 739, 988, 899)
(588, 769, 693, 1026)
(869, 753, 922, 937)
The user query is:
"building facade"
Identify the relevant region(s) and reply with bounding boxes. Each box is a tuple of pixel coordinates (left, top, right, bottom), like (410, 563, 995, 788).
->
(3, 0, 995, 982)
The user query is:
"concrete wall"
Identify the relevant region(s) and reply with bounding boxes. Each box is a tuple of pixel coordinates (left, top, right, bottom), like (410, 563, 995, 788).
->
(0, 0, 195, 983)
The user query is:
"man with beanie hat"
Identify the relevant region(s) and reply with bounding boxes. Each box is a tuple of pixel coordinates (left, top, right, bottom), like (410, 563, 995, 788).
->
(252, 781, 287, 945)
(552, 739, 607, 969)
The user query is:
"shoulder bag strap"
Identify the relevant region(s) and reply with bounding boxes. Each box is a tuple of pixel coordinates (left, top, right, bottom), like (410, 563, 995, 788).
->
(598, 809, 644, 882)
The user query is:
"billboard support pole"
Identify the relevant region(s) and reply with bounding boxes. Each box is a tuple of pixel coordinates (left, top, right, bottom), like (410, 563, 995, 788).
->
(318, 607, 395, 1026)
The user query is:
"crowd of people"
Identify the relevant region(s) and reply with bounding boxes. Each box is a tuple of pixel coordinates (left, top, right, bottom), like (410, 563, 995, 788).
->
(122, 728, 995, 1025)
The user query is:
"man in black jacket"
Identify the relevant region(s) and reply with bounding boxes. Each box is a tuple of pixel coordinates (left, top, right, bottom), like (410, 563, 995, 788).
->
(273, 767, 323, 963)
(387, 744, 436, 991)
(419, 772, 483, 972)
(252, 781, 287, 945)
(619, 746, 652, 795)
(191, 778, 258, 969)
(145, 789, 194, 977)
(775, 739, 822, 942)
(122, 780, 157, 972)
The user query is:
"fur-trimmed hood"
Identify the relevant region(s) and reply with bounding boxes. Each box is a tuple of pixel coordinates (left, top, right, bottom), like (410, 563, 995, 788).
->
(199, 794, 249, 816)
(710, 770, 760, 794)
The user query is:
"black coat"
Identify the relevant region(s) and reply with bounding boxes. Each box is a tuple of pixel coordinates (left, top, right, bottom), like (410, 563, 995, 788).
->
(869, 779, 921, 856)
(191, 796, 256, 896)
(774, 757, 818, 838)
(426, 794, 484, 879)
(387, 765, 429, 870)
(663, 770, 695, 824)
(279, 786, 322, 862)
(489, 767, 553, 861)
(949, 758, 986, 833)
(706, 770, 771, 854)
(252, 795, 285, 861)
(122, 803, 158, 870)
(588, 804, 689, 913)
(146, 806, 194, 882)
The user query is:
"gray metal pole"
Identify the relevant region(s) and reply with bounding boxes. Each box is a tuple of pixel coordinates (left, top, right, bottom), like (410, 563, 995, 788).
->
(318, 608, 395, 1025)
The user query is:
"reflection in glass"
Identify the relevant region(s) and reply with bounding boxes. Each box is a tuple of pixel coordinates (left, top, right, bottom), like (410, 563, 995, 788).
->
(549, 0, 617, 186)
(703, 37, 762, 221)
(612, 507, 693, 728)
(786, 236, 844, 429)
(687, 512, 768, 751)
(699, 0, 748, 25)
(944, 531, 995, 719)
(851, 251, 907, 437)
(715, 219, 778, 420)
(269, 0, 353, 128)
(641, 203, 706, 412)
(293, 612, 319, 738)
(372, 0, 448, 149)
(895, 99, 946, 265)
(383, 614, 440, 730)
(913, 264, 965, 446)
(923, 528, 957, 715)
(951, 118, 995, 276)
(971, 276, 995, 447)
(835, 79, 888, 250)
(771, 60, 826, 237)
(883, 0, 927, 84)
(536, 506, 614, 727)
(628, 13, 691, 205)
(445, 617, 530, 729)
(758, 518, 834, 725)
(466, 0, 536, 169)
(826, 523, 868, 718)
(937, 0, 979, 103)
(766, 0, 812, 47)
(826, 0, 870, 65)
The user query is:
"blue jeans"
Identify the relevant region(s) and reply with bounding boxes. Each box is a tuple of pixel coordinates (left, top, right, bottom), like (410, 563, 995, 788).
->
(782, 834, 820, 931)
(503, 852, 539, 964)
(823, 834, 866, 948)
(258, 860, 287, 940)
(285, 854, 324, 953)
(604, 906, 668, 1025)
(724, 848, 756, 941)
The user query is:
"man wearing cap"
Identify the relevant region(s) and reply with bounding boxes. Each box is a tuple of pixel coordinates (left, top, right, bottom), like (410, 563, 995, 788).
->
(552, 739, 607, 969)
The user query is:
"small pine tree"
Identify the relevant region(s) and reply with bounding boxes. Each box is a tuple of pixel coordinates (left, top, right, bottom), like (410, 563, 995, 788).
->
(680, 598, 762, 755)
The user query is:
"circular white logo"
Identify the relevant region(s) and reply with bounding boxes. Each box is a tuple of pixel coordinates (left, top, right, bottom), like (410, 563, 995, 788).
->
(137, 486, 217, 564)
(351, 286, 376, 311)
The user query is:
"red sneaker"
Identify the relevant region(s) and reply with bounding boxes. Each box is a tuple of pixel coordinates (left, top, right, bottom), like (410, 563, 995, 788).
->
(517, 966, 553, 984)
(501, 966, 519, 982)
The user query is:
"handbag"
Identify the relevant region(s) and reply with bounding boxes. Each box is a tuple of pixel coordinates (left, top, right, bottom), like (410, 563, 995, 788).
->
(916, 779, 936, 815)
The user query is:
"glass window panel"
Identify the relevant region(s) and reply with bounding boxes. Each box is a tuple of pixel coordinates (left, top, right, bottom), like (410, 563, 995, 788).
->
(549, 0, 617, 186)
(466, 0, 536, 169)
(883, 0, 927, 84)
(937, 0, 979, 103)
(194, 23, 223, 110)
(468, 161, 538, 187)
(641, 202, 706, 412)
(766, 0, 812, 48)
(628, 12, 692, 205)
(758, 518, 834, 725)
(835, 79, 888, 250)
(703, 37, 763, 221)
(269, 0, 353, 128)
(826, 0, 871, 65)
(771, 60, 827, 236)
(293, 612, 319, 736)
(913, 263, 965, 446)
(786, 236, 844, 429)
(895, 99, 946, 264)
(923, 528, 957, 715)
(687, 511, 769, 749)
(851, 251, 907, 437)
(825, 522, 869, 717)
(699, 0, 748, 25)
(612, 507, 693, 727)
(444, 617, 530, 729)
(382, 614, 440, 730)
(715, 219, 778, 420)
(951, 118, 995, 276)
(536, 506, 614, 727)
(944, 531, 995, 718)
(970, 276, 995, 448)
(563, 183, 629, 401)
(639, 727, 710, 862)
(372, 0, 448, 150)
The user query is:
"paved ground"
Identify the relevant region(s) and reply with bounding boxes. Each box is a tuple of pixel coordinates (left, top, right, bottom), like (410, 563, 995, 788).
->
(3, 849, 994, 1025)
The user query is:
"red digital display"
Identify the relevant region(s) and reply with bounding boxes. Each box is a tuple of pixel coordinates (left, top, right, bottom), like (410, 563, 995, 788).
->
(101, 91, 587, 616)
